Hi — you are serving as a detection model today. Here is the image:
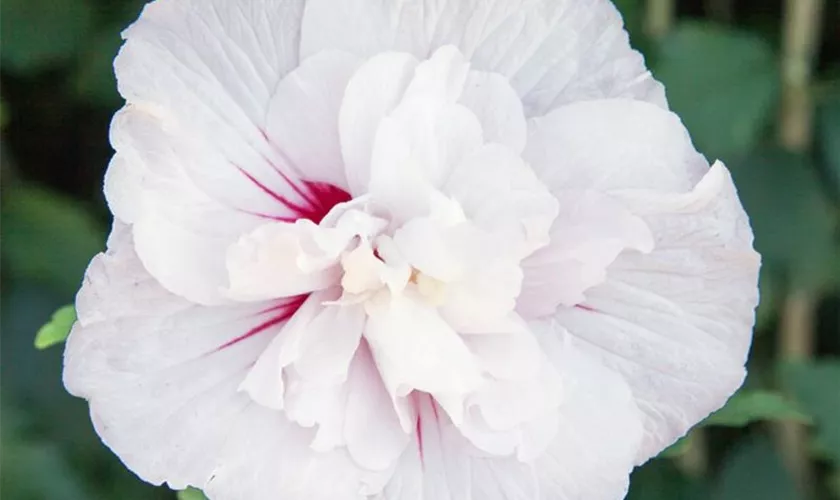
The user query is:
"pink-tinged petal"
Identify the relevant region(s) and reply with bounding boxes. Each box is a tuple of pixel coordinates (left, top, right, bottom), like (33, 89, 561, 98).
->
(64, 224, 381, 499)
(519, 189, 654, 318)
(532, 320, 645, 500)
(554, 162, 760, 462)
(524, 99, 708, 194)
(300, 0, 665, 117)
(265, 50, 361, 189)
(339, 52, 420, 195)
(344, 344, 413, 471)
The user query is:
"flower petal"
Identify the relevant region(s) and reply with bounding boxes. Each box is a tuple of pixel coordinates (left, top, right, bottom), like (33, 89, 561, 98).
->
(339, 52, 421, 195)
(445, 143, 558, 258)
(344, 344, 413, 471)
(117, 0, 317, 216)
(300, 0, 664, 116)
(224, 221, 345, 301)
(364, 292, 483, 406)
(64, 223, 385, 499)
(553, 162, 760, 462)
(518, 189, 654, 318)
(107, 107, 264, 305)
(524, 99, 708, 194)
(531, 320, 644, 499)
(265, 50, 361, 189)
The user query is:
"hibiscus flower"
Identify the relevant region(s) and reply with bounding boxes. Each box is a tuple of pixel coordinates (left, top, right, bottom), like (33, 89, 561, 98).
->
(63, 0, 761, 499)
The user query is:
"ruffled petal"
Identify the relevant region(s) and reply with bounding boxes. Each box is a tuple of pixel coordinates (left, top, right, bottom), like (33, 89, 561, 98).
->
(553, 163, 760, 462)
(364, 292, 484, 410)
(64, 224, 387, 499)
(518, 189, 654, 318)
(300, 0, 665, 116)
(445, 143, 558, 258)
(524, 99, 709, 194)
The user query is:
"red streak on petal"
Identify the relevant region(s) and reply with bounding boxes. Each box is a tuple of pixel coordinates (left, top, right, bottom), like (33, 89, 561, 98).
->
(217, 295, 307, 351)
(236, 165, 312, 216)
(300, 181, 352, 224)
(575, 304, 597, 312)
(235, 166, 351, 225)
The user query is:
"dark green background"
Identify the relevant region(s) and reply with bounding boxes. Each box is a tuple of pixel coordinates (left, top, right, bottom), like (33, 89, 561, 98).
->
(1, 0, 839, 498)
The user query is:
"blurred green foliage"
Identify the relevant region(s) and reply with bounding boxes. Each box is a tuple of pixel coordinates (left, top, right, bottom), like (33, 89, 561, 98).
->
(1, 0, 839, 499)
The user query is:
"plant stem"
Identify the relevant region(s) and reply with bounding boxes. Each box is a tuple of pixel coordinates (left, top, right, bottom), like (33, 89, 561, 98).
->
(645, 0, 675, 40)
(776, 0, 824, 495)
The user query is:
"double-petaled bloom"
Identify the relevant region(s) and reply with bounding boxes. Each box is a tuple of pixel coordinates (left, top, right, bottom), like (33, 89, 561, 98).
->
(63, 0, 761, 499)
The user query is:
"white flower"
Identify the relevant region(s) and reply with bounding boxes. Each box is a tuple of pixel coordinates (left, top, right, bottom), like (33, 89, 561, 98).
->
(63, 0, 761, 499)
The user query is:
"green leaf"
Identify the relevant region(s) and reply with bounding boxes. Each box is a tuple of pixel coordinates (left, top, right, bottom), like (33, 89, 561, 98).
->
(627, 460, 708, 500)
(782, 361, 840, 464)
(728, 148, 836, 290)
(1, 184, 105, 295)
(703, 389, 810, 427)
(818, 94, 840, 193)
(73, 29, 124, 107)
(0, 96, 8, 129)
(658, 434, 692, 458)
(714, 435, 801, 500)
(653, 22, 778, 160)
(0, 0, 94, 73)
(177, 487, 208, 500)
(34, 305, 76, 350)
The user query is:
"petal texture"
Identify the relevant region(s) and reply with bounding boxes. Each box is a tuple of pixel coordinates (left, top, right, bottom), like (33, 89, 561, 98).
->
(300, 0, 665, 116)
(65, 225, 390, 499)
(553, 163, 760, 462)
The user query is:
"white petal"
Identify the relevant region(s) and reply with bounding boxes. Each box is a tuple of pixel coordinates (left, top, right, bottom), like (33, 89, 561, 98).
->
(364, 292, 483, 402)
(344, 344, 412, 471)
(378, 394, 540, 500)
(524, 99, 708, 194)
(459, 71, 528, 154)
(293, 303, 365, 385)
(368, 99, 484, 224)
(553, 163, 760, 462)
(339, 52, 420, 195)
(461, 319, 541, 382)
(64, 226, 378, 499)
(300, 0, 665, 116)
(108, 107, 263, 305)
(117, 0, 320, 217)
(403, 45, 470, 103)
(518, 189, 654, 318)
(265, 50, 360, 188)
(225, 221, 345, 301)
(392, 219, 524, 333)
(532, 320, 645, 500)
(445, 143, 558, 258)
